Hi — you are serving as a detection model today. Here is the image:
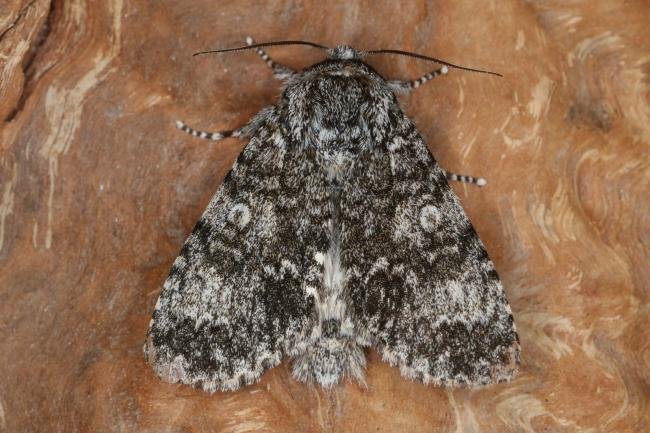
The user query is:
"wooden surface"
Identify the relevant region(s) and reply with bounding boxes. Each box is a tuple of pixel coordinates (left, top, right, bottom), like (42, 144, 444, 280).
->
(1, 1, 648, 432)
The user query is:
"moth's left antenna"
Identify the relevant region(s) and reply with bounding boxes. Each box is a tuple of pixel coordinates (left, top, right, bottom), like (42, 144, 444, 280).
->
(193, 40, 329, 57)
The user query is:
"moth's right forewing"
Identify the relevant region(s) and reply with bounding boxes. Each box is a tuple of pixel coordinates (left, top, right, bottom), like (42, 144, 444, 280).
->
(342, 111, 520, 387)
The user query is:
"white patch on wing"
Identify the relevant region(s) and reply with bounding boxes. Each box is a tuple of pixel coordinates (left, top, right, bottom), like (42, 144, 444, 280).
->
(304, 285, 319, 301)
(314, 251, 326, 265)
(281, 259, 300, 278)
(228, 203, 251, 228)
(420, 205, 441, 232)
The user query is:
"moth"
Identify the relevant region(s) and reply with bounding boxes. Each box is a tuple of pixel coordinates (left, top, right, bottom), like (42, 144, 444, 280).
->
(144, 37, 520, 392)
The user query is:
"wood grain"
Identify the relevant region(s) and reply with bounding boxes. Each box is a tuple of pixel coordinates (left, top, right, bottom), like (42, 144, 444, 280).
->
(1, 1, 648, 431)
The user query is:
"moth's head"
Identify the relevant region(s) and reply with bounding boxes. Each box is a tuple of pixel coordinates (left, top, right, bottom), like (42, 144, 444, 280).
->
(303, 56, 381, 83)
(327, 45, 364, 60)
(318, 45, 375, 78)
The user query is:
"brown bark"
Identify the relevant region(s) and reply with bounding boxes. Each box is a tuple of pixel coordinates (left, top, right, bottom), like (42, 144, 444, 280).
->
(1, 1, 648, 432)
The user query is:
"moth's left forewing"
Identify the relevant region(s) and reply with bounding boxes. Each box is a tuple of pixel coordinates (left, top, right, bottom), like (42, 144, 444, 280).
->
(342, 112, 520, 387)
(144, 114, 323, 392)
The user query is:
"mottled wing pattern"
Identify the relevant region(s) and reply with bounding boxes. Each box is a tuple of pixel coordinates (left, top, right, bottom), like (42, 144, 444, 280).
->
(342, 112, 519, 387)
(145, 109, 329, 392)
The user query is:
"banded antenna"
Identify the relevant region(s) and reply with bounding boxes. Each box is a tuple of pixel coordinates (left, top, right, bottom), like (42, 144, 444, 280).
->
(193, 40, 329, 57)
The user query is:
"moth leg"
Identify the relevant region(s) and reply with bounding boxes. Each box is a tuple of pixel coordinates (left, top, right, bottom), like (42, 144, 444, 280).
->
(388, 66, 449, 93)
(175, 120, 247, 141)
(176, 106, 274, 141)
(442, 169, 487, 187)
(246, 36, 295, 81)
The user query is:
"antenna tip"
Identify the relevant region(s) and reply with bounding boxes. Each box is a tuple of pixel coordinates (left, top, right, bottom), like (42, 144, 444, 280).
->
(245, 36, 254, 46)
(441, 65, 449, 74)
(477, 178, 487, 187)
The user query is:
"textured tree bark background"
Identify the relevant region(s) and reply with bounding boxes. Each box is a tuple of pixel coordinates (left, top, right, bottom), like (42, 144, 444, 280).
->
(1, 0, 648, 432)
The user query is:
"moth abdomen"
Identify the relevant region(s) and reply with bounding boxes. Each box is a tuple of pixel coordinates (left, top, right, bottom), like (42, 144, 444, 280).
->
(291, 319, 366, 387)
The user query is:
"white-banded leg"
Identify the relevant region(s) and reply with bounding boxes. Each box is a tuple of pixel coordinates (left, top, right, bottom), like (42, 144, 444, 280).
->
(175, 120, 245, 141)
(246, 36, 295, 80)
(442, 169, 487, 187)
(388, 66, 449, 93)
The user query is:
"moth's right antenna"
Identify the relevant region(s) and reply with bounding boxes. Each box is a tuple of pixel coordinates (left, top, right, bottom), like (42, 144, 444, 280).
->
(193, 40, 329, 57)
(366, 49, 503, 77)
